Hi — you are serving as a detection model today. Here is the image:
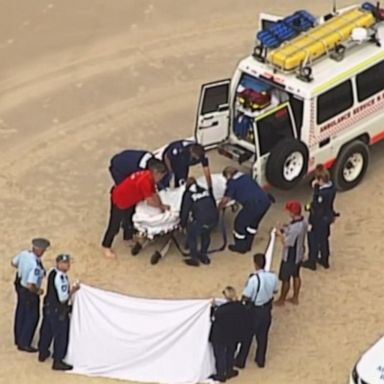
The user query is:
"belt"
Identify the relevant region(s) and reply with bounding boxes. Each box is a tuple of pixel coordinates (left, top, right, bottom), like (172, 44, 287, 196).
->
(254, 299, 273, 308)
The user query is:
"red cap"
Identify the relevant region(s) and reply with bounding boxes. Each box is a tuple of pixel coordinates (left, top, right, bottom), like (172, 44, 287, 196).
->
(285, 200, 302, 215)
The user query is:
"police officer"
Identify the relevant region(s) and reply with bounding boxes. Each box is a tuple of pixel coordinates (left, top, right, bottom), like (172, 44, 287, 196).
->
(11, 238, 50, 352)
(234, 253, 278, 369)
(302, 165, 337, 270)
(161, 139, 212, 189)
(38, 254, 79, 370)
(109, 149, 154, 185)
(179, 177, 219, 267)
(219, 167, 272, 254)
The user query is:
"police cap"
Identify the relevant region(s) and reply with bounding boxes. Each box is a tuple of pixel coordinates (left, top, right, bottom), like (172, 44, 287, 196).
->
(56, 254, 71, 263)
(32, 238, 50, 250)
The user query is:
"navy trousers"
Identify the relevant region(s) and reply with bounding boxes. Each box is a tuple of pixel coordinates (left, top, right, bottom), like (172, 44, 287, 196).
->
(235, 303, 272, 367)
(212, 341, 238, 378)
(186, 222, 215, 259)
(308, 220, 331, 265)
(38, 308, 70, 362)
(13, 276, 22, 345)
(16, 288, 40, 348)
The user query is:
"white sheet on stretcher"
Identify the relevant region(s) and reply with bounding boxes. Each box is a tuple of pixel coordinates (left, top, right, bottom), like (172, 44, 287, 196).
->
(133, 174, 227, 239)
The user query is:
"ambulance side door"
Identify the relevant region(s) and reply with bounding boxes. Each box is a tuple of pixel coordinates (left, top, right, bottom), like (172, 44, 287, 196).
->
(195, 80, 230, 149)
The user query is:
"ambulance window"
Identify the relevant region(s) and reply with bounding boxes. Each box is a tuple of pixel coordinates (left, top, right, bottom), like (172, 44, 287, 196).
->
(257, 106, 294, 155)
(356, 60, 384, 101)
(317, 80, 353, 124)
(289, 96, 304, 137)
(201, 84, 229, 114)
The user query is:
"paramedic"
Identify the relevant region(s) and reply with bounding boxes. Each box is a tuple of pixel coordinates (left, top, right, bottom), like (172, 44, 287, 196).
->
(38, 254, 80, 371)
(218, 167, 272, 254)
(109, 149, 154, 185)
(161, 140, 212, 189)
(234, 253, 278, 369)
(275, 200, 308, 306)
(180, 178, 219, 267)
(101, 160, 169, 259)
(302, 165, 337, 270)
(209, 287, 248, 382)
(11, 238, 50, 352)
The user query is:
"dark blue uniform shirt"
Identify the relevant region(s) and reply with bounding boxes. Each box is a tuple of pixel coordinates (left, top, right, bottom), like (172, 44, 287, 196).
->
(309, 182, 336, 225)
(225, 172, 270, 208)
(163, 140, 209, 168)
(180, 183, 218, 227)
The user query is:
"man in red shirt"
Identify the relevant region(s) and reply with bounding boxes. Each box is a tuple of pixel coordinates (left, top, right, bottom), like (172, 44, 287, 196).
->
(101, 160, 169, 258)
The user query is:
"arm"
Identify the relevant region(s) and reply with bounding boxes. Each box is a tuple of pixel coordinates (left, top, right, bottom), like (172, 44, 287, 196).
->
(218, 196, 231, 210)
(164, 153, 173, 173)
(146, 193, 169, 212)
(202, 165, 212, 189)
(179, 191, 192, 228)
(11, 254, 20, 268)
(26, 282, 43, 295)
(26, 266, 44, 295)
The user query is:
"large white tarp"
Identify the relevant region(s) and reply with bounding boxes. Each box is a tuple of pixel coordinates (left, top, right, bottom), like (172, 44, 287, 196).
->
(66, 285, 215, 384)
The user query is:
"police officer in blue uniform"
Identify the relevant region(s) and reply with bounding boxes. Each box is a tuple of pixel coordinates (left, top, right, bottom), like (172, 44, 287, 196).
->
(180, 177, 219, 267)
(162, 139, 212, 189)
(234, 253, 278, 369)
(219, 167, 272, 254)
(302, 165, 337, 270)
(109, 149, 155, 185)
(11, 238, 50, 352)
(38, 254, 80, 371)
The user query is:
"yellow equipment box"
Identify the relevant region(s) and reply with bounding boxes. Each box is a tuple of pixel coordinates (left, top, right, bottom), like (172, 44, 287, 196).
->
(267, 7, 376, 71)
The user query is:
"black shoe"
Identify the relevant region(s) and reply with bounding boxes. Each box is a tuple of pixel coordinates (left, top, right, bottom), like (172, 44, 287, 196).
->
(131, 242, 142, 256)
(150, 251, 162, 265)
(256, 361, 265, 368)
(234, 362, 245, 369)
(228, 245, 246, 254)
(226, 369, 239, 379)
(199, 256, 211, 265)
(301, 260, 316, 270)
(52, 361, 73, 371)
(317, 259, 330, 269)
(184, 258, 200, 267)
(17, 345, 38, 353)
(209, 374, 226, 382)
(38, 351, 50, 362)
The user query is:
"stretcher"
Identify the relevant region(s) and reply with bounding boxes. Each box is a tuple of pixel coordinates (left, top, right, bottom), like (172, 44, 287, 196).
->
(132, 174, 234, 265)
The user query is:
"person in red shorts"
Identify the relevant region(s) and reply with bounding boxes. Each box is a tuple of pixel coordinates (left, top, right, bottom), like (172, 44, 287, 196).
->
(101, 159, 169, 259)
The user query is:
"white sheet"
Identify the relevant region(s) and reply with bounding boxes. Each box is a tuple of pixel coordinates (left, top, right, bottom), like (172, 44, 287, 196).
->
(66, 285, 215, 384)
(133, 174, 227, 239)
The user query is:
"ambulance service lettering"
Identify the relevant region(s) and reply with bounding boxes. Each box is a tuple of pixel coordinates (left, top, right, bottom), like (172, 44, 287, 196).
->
(319, 91, 384, 133)
(378, 365, 384, 380)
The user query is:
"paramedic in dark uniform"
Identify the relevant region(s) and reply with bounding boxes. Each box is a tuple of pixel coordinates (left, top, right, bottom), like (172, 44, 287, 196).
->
(109, 149, 155, 185)
(234, 253, 278, 369)
(302, 165, 337, 270)
(179, 177, 219, 267)
(209, 287, 249, 382)
(275, 200, 308, 306)
(38, 254, 80, 371)
(162, 139, 212, 189)
(11, 238, 50, 352)
(218, 166, 272, 254)
(101, 160, 169, 259)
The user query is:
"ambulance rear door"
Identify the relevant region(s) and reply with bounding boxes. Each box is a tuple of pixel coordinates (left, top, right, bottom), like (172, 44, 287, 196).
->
(195, 80, 230, 149)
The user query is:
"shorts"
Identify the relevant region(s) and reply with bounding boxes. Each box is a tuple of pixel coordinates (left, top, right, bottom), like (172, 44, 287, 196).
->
(279, 260, 301, 281)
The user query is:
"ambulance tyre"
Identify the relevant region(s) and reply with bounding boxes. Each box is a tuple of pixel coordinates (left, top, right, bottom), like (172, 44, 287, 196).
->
(332, 140, 369, 191)
(265, 139, 309, 190)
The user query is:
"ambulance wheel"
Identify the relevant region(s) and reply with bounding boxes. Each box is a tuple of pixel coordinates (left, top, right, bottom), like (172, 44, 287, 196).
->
(265, 139, 309, 190)
(332, 140, 369, 191)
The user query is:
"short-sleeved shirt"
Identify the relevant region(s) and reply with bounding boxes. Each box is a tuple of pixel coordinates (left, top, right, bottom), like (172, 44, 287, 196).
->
(12, 250, 45, 289)
(163, 140, 209, 168)
(282, 217, 308, 264)
(225, 172, 270, 208)
(112, 170, 156, 209)
(53, 268, 70, 303)
(110, 150, 153, 177)
(243, 270, 278, 306)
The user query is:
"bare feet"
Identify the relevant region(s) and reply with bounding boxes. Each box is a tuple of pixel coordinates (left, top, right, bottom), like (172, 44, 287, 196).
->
(274, 299, 285, 307)
(102, 247, 116, 259)
(287, 297, 299, 305)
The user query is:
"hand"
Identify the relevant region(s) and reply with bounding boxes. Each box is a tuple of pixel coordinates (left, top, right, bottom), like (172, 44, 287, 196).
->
(38, 288, 44, 296)
(71, 283, 80, 293)
(311, 178, 319, 188)
(161, 204, 171, 212)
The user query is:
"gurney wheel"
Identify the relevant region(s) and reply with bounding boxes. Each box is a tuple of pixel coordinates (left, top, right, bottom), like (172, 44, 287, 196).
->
(150, 251, 162, 265)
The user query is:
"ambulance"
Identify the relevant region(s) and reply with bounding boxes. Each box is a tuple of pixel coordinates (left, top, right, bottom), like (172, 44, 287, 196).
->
(195, 2, 384, 190)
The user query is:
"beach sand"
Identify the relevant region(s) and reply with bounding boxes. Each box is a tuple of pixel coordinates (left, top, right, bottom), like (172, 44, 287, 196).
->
(1, 1, 383, 383)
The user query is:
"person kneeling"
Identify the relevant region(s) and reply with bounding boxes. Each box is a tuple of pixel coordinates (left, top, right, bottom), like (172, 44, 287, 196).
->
(180, 178, 219, 267)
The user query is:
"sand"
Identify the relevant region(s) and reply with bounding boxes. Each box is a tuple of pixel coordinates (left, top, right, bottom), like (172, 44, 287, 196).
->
(1, 1, 383, 383)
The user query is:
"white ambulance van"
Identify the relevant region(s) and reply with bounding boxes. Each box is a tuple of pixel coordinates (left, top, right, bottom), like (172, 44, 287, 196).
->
(195, 2, 384, 190)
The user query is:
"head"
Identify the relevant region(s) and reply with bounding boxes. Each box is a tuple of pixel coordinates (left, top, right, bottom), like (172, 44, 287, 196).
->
(253, 253, 266, 271)
(189, 144, 205, 161)
(285, 200, 302, 219)
(314, 164, 330, 186)
(222, 286, 238, 302)
(56, 254, 71, 273)
(148, 159, 167, 183)
(222, 166, 238, 180)
(31, 238, 50, 257)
